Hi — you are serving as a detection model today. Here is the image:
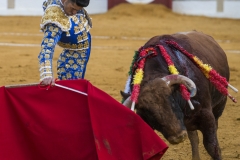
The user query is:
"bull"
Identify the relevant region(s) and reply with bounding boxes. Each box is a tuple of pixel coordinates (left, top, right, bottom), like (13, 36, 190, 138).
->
(121, 31, 238, 160)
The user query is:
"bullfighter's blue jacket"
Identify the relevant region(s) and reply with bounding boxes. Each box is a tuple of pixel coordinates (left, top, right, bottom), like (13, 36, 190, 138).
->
(38, 0, 92, 81)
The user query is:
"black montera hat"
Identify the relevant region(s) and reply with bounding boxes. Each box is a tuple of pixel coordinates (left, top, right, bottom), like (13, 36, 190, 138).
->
(75, 0, 90, 7)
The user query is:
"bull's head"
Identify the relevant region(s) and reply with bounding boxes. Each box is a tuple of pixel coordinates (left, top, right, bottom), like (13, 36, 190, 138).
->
(121, 75, 196, 144)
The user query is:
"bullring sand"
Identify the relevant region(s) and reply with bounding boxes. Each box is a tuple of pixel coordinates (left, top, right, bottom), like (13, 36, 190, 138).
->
(0, 3, 239, 159)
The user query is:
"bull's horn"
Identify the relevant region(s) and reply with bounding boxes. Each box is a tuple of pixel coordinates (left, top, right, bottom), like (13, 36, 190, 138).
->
(161, 75, 197, 97)
(122, 96, 133, 110)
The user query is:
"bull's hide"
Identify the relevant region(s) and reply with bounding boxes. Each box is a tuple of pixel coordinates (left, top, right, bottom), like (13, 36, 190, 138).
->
(121, 31, 236, 160)
(0, 79, 168, 160)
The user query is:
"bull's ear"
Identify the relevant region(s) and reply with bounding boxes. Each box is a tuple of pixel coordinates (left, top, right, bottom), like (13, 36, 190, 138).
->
(120, 90, 130, 100)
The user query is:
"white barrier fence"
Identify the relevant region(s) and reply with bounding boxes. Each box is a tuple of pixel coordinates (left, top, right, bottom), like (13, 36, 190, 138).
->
(0, 0, 239, 19)
(0, 0, 108, 16)
(172, 0, 240, 19)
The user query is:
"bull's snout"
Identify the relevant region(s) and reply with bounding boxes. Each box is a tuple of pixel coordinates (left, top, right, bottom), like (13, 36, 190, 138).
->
(167, 130, 188, 144)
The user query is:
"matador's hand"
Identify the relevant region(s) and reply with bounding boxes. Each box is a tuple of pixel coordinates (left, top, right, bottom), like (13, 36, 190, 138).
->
(41, 77, 55, 86)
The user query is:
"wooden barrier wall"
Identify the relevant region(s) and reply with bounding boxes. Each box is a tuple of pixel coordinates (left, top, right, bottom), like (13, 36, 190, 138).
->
(108, 0, 172, 10)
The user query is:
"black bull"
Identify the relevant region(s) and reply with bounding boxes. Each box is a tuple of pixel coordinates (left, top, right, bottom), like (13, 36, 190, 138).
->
(121, 31, 235, 160)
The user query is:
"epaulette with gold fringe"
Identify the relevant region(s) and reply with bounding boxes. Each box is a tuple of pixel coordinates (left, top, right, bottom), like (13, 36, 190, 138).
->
(40, 5, 71, 32)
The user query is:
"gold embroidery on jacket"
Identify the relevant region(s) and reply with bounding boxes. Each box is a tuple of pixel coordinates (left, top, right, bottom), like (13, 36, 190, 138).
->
(71, 15, 79, 24)
(77, 31, 88, 43)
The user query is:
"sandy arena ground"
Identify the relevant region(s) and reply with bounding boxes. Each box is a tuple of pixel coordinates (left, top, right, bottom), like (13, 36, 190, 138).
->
(0, 3, 239, 160)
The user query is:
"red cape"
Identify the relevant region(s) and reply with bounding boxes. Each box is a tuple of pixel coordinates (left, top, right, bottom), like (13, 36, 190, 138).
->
(0, 79, 168, 160)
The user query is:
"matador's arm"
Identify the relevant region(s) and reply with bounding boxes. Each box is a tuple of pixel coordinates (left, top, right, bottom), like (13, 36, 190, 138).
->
(38, 24, 62, 82)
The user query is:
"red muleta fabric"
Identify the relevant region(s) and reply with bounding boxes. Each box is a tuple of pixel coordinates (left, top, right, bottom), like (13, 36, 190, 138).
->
(0, 79, 168, 160)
